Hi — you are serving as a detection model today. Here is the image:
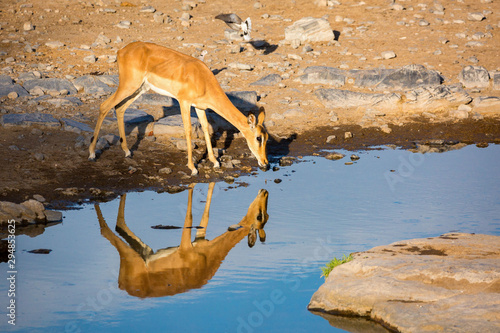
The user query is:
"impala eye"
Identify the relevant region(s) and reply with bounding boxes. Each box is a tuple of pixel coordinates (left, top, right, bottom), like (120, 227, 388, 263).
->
(256, 136, 262, 144)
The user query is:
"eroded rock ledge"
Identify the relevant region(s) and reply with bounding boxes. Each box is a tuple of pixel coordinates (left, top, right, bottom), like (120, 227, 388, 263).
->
(308, 233, 500, 332)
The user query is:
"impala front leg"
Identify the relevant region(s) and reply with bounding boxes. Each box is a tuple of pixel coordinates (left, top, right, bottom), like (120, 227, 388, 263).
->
(181, 102, 198, 176)
(195, 108, 220, 169)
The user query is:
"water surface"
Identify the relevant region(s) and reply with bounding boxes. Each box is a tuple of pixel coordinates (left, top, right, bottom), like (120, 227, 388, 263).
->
(1, 145, 499, 332)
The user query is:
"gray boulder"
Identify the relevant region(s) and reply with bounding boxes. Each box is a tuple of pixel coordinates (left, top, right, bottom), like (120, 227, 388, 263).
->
(298, 67, 346, 87)
(350, 65, 443, 90)
(493, 73, 500, 90)
(404, 84, 472, 108)
(23, 78, 78, 95)
(0, 199, 62, 225)
(309, 233, 500, 333)
(472, 96, 500, 113)
(376, 64, 443, 90)
(284, 17, 335, 44)
(61, 118, 94, 133)
(351, 68, 396, 88)
(136, 93, 176, 106)
(153, 114, 201, 137)
(250, 74, 283, 86)
(0, 75, 30, 97)
(226, 91, 258, 112)
(73, 75, 115, 95)
(315, 89, 401, 108)
(458, 66, 490, 88)
(1, 113, 61, 128)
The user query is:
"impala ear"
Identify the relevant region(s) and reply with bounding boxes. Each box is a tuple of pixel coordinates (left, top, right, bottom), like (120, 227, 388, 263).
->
(257, 107, 266, 125)
(248, 113, 257, 129)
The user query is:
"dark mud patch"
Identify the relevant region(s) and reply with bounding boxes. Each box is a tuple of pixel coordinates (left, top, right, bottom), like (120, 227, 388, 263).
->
(1, 118, 499, 209)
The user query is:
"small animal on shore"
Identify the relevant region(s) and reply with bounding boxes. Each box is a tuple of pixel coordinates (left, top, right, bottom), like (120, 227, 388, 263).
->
(215, 13, 252, 41)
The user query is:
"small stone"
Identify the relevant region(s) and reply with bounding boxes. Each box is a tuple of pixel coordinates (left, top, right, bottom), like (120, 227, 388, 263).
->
(325, 152, 345, 160)
(33, 194, 46, 202)
(326, 135, 336, 143)
(34, 152, 45, 161)
(274, 179, 282, 184)
(159, 167, 172, 175)
(380, 124, 392, 134)
(45, 41, 65, 49)
(450, 109, 469, 119)
(350, 154, 360, 161)
(7, 91, 18, 99)
(83, 55, 97, 63)
(23, 22, 34, 31)
(140, 5, 156, 13)
(116, 21, 132, 29)
(381, 51, 396, 59)
(344, 131, 353, 139)
(468, 12, 485, 21)
(45, 210, 63, 222)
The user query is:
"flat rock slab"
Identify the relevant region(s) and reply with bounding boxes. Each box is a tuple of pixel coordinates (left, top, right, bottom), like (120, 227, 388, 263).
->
(23, 78, 77, 95)
(0, 75, 30, 97)
(308, 233, 500, 333)
(315, 89, 401, 108)
(458, 65, 490, 89)
(226, 91, 258, 112)
(153, 114, 201, 137)
(72, 75, 115, 95)
(250, 74, 283, 86)
(1, 113, 61, 128)
(284, 17, 335, 43)
(61, 118, 94, 133)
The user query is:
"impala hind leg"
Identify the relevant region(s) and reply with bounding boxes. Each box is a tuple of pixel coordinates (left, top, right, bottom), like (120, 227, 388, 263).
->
(195, 108, 220, 169)
(88, 83, 145, 160)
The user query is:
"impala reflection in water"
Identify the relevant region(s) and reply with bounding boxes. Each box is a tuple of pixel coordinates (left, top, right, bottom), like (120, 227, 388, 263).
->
(95, 183, 269, 298)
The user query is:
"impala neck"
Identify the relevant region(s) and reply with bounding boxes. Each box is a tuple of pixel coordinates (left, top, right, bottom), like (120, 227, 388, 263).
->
(210, 95, 252, 137)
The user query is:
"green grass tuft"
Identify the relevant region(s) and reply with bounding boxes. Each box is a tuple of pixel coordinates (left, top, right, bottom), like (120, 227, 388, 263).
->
(321, 254, 353, 278)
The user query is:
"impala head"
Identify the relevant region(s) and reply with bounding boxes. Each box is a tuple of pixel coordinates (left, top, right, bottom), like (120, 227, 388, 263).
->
(246, 108, 269, 171)
(246, 189, 269, 247)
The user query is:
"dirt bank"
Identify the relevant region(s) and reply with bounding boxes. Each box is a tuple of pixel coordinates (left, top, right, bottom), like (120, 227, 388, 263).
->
(1, 0, 500, 208)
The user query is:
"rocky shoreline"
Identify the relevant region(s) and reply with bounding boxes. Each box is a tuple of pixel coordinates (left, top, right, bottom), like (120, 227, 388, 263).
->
(308, 233, 500, 332)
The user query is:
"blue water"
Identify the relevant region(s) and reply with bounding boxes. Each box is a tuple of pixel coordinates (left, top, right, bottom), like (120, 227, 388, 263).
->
(1, 144, 499, 332)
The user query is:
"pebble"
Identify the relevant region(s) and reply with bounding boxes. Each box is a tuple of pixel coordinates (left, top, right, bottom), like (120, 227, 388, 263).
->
(45, 41, 65, 49)
(159, 167, 172, 175)
(350, 154, 360, 161)
(344, 132, 353, 139)
(468, 12, 485, 21)
(381, 51, 396, 59)
(326, 135, 336, 143)
(23, 22, 34, 31)
(325, 152, 345, 160)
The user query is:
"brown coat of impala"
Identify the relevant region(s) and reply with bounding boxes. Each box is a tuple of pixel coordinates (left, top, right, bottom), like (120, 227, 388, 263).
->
(88, 41, 269, 175)
(95, 184, 269, 298)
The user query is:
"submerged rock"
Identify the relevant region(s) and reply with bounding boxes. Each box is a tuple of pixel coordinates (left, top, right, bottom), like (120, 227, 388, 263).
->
(309, 233, 500, 333)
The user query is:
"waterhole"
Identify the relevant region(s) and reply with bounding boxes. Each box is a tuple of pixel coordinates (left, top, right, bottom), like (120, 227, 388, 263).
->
(1, 144, 499, 332)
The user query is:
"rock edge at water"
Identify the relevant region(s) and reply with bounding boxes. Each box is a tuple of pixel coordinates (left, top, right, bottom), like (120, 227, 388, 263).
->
(308, 233, 500, 333)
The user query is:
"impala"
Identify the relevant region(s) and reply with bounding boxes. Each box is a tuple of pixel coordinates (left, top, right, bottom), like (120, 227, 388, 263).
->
(88, 41, 269, 175)
(95, 183, 269, 298)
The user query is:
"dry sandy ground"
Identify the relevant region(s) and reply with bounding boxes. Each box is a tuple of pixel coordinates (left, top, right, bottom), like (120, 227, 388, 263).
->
(0, 0, 499, 208)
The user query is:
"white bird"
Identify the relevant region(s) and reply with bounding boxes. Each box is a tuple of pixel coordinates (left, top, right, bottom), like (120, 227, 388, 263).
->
(215, 13, 252, 41)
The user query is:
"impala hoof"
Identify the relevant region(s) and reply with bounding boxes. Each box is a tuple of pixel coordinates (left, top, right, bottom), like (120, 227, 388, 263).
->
(88, 153, 96, 161)
(190, 168, 199, 176)
(213, 161, 220, 169)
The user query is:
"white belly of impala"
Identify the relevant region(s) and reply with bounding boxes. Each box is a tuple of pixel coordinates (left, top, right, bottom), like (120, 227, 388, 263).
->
(143, 78, 177, 100)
